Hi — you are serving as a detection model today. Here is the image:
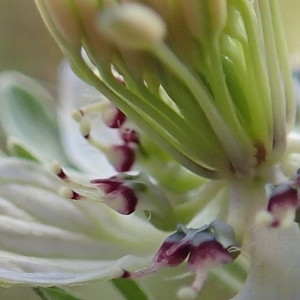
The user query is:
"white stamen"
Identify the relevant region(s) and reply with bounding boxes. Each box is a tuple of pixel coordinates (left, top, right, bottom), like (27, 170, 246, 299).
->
(71, 109, 83, 122)
(58, 186, 75, 199)
(177, 286, 198, 300)
(51, 160, 63, 176)
(255, 211, 274, 227)
(79, 119, 91, 138)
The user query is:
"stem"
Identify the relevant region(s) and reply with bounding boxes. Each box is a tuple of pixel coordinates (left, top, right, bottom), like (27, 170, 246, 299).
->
(269, 0, 296, 131)
(258, 0, 287, 158)
(69, 51, 220, 178)
(151, 42, 255, 176)
(203, 36, 253, 150)
(100, 66, 227, 170)
(236, 0, 274, 147)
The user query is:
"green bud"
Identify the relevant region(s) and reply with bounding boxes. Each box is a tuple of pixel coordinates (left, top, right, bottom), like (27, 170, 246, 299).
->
(98, 3, 166, 49)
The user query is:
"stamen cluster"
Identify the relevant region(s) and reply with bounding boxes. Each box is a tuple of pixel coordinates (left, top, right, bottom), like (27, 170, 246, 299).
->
(125, 221, 240, 299)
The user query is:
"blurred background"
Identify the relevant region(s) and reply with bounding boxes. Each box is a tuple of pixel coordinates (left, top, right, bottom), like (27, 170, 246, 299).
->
(0, 0, 299, 299)
(0, 0, 62, 85)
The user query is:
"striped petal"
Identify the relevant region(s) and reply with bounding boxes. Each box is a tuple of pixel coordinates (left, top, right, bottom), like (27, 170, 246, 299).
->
(0, 158, 164, 285)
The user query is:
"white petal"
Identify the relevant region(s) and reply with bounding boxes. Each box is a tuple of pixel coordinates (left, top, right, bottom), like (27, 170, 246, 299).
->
(0, 158, 165, 285)
(231, 224, 300, 300)
(58, 62, 119, 176)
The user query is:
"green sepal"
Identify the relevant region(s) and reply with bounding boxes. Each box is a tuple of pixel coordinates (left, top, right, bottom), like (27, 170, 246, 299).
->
(0, 73, 71, 165)
(33, 287, 81, 300)
(112, 278, 149, 300)
(7, 137, 39, 161)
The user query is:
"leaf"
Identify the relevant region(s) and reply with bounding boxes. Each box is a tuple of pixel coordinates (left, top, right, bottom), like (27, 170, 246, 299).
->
(34, 287, 81, 300)
(112, 279, 149, 300)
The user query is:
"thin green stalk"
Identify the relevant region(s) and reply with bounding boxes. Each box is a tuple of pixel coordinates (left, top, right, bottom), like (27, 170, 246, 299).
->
(69, 52, 220, 178)
(258, 0, 287, 157)
(100, 65, 228, 170)
(151, 42, 255, 176)
(236, 0, 273, 142)
(203, 36, 254, 149)
(111, 54, 227, 164)
(269, 0, 296, 130)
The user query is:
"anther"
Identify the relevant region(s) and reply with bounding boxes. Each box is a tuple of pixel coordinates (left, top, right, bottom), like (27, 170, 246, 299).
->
(51, 160, 68, 181)
(102, 104, 126, 128)
(91, 177, 123, 194)
(71, 109, 84, 123)
(59, 186, 83, 200)
(119, 126, 140, 144)
(104, 184, 138, 215)
(257, 172, 300, 229)
(126, 221, 238, 298)
(79, 119, 91, 139)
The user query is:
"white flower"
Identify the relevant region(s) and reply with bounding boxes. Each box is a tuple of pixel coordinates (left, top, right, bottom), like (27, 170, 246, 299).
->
(0, 68, 243, 299)
(1, 0, 300, 299)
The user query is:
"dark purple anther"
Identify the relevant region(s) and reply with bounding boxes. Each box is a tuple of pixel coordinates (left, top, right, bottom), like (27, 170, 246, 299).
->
(105, 185, 138, 215)
(102, 105, 126, 129)
(267, 184, 299, 213)
(110, 144, 136, 172)
(119, 127, 140, 144)
(91, 177, 123, 194)
(153, 231, 190, 267)
(70, 190, 83, 200)
(56, 168, 68, 180)
(188, 239, 232, 269)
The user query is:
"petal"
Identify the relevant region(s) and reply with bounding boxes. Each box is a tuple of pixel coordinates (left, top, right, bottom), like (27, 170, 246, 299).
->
(0, 158, 165, 285)
(231, 224, 300, 300)
(0, 72, 70, 165)
(58, 62, 119, 176)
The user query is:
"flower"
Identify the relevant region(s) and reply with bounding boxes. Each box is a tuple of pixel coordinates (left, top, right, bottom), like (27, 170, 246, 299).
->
(0, 68, 242, 300)
(0, 0, 300, 299)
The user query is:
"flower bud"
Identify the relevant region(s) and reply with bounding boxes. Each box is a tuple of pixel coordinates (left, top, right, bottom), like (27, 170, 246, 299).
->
(98, 3, 166, 49)
(179, 0, 227, 42)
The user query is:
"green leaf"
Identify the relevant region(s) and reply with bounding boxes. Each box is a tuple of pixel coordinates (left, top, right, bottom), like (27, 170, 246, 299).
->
(112, 279, 149, 300)
(34, 287, 81, 300)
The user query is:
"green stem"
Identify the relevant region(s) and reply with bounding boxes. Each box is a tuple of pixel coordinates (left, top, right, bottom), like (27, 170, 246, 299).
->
(100, 66, 227, 170)
(258, 0, 287, 158)
(151, 42, 254, 175)
(269, 0, 296, 130)
(203, 36, 254, 149)
(236, 0, 274, 146)
(111, 54, 229, 169)
(69, 51, 220, 178)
